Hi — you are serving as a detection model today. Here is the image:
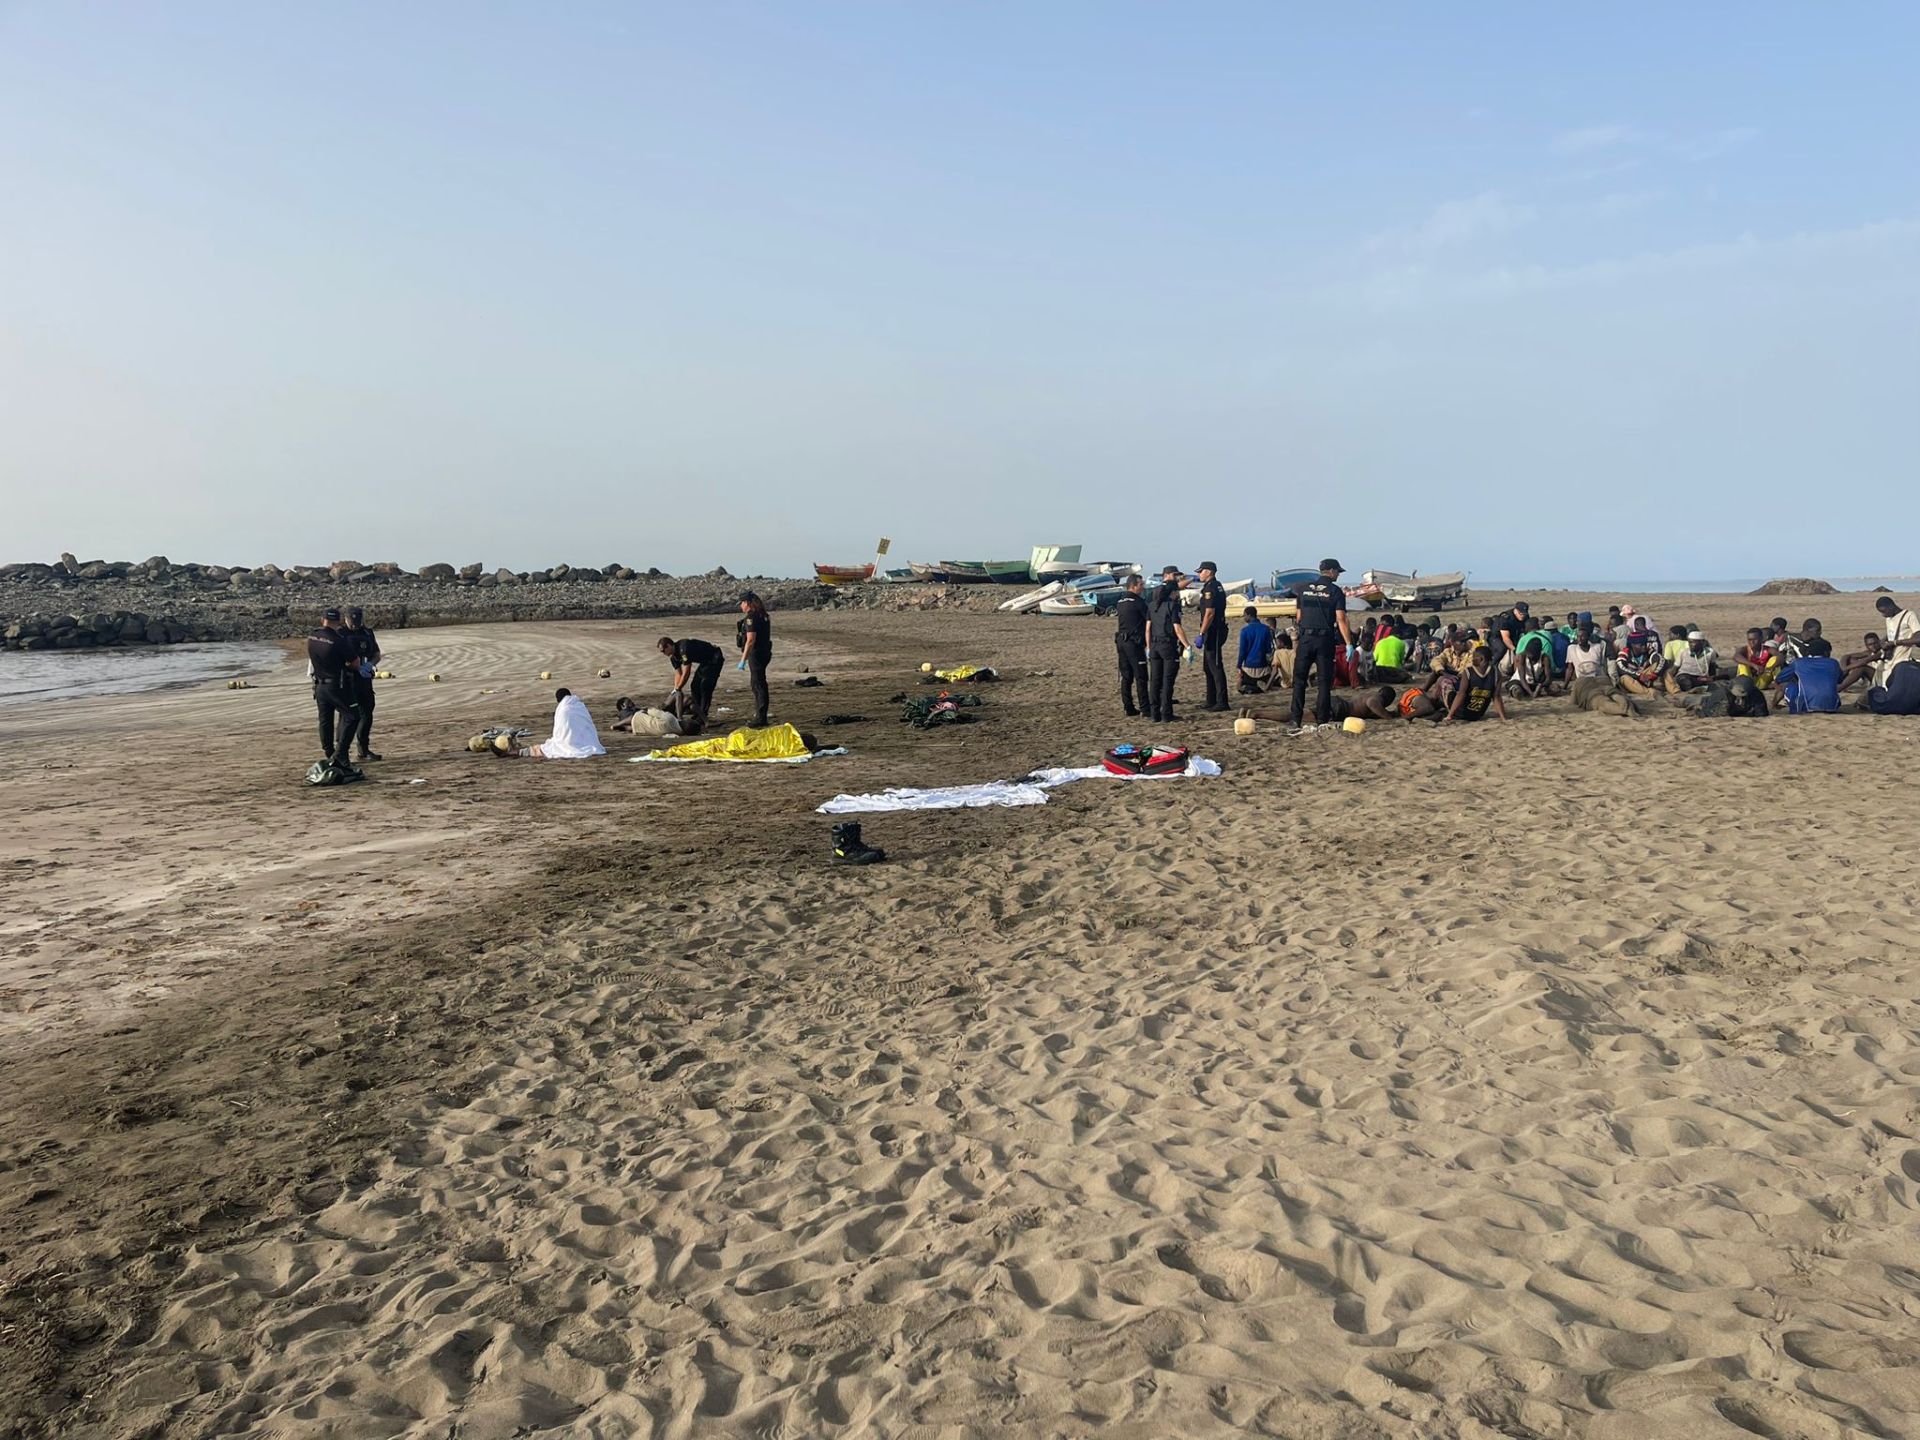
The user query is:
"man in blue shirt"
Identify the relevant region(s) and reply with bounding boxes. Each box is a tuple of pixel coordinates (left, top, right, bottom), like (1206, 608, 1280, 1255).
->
(1236, 606, 1276, 693)
(1781, 637, 1844, 713)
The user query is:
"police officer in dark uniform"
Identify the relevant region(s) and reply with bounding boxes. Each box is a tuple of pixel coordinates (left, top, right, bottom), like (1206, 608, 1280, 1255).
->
(308, 608, 363, 773)
(1113, 574, 1150, 717)
(1193, 561, 1229, 711)
(1288, 557, 1355, 730)
(738, 592, 772, 727)
(342, 606, 382, 760)
(1147, 565, 1189, 723)
(657, 634, 726, 731)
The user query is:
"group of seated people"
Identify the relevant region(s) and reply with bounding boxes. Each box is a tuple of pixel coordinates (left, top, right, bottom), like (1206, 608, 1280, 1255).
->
(1230, 593, 1920, 721)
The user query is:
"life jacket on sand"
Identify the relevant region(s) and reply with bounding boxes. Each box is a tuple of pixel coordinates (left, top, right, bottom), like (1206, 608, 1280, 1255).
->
(1102, 743, 1191, 777)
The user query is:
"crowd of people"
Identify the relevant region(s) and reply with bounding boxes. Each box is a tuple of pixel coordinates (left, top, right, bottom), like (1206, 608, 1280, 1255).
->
(1115, 562, 1920, 731)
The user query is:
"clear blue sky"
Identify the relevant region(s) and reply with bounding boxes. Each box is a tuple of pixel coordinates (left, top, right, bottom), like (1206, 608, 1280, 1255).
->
(2, 3, 1914, 580)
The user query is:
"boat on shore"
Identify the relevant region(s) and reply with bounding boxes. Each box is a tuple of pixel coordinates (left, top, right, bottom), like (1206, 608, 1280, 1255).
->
(813, 563, 876, 586)
(1363, 569, 1469, 609)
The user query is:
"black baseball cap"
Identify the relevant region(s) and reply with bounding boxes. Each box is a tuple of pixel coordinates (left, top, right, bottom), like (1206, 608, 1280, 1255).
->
(348, 607, 363, 621)
(1319, 558, 1343, 573)
(322, 607, 341, 621)
(1161, 564, 1180, 575)
(1196, 560, 1217, 573)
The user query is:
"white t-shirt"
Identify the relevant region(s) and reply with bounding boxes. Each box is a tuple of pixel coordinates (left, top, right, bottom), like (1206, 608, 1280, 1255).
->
(1676, 645, 1717, 679)
(1881, 609, 1920, 685)
(1566, 641, 1608, 678)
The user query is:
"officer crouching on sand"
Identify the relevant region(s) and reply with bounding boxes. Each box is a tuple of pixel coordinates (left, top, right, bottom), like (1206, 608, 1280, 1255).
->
(307, 608, 363, 776)
(1113, 574, 1149, 717)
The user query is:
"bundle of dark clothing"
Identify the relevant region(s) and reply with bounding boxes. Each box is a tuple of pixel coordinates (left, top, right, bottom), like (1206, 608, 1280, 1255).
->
(900, 692, 983, 728)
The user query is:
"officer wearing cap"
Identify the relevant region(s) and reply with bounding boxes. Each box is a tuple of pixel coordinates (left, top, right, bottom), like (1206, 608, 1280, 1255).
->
(737, 591, 772, 727)
(307, 607, 363, 773)
(1287, 558, 1354, 730)
(342, 606, 382, 761)
(1147, 565, 1189, 723)
(1193, 561, 1230, 711)
(1113, 574, 1150, 717)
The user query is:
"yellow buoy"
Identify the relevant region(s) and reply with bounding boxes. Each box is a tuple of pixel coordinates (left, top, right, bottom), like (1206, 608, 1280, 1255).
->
(373, 669, 394, 679)
(466, 735, 489, 753)
(491, 734, 515, 755)
(920, 661, 934, 673)
(428, 672, 442, 682)
(1342, 716, 1367, 735)
(538, 670, 552, 680)
(226, 678, 249, 690)
(597, 668, 612, 679)
(1233, 716, 1255, 736)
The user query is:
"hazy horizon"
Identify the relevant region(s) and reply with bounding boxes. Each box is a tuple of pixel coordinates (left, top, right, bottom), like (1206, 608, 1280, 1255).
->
(3, 3, 1915, 581)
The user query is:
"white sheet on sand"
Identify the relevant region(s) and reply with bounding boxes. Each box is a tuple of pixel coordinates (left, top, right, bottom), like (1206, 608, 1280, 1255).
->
(537, 695, 607, 759)
(815, 756, 1220, 814)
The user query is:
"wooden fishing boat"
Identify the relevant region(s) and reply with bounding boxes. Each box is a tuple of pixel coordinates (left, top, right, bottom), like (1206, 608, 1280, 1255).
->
(1362, 569, 1469, 608)
(813, 563, 875, 586)
(985, 560, 1035, 585)
(939, 561, 993, 584)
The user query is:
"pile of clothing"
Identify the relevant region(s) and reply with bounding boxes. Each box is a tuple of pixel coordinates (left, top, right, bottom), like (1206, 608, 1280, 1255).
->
(901, 692, 982, 729)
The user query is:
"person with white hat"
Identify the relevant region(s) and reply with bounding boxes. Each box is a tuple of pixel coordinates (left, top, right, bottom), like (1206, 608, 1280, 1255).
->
(1673, 630, 1721, 691)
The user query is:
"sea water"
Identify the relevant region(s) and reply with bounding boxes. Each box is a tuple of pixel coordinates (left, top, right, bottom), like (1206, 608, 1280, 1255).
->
(0, 641, 287, 706)
(1475, 576, 1918, 595)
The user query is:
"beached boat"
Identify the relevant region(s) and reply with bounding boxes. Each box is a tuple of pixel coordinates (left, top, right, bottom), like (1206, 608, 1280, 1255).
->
(1038, 593, 1102, 617)
(1030, 544, 1090, 580)
(1270, 567, 1322, 591)
(1363, 569, 1469, 608)
(985, 560, 1033, 585)
(938, 561, 992, 584)
(998, 580, 1065, 613)
(907, 562, 944, 583)
(813, 563, 875, 586)
(876, 567, 915, 583)
(1181, 577, 1254, 606)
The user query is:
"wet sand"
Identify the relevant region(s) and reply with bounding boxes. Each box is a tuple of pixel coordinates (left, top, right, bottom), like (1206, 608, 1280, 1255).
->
(5, 594, 1920, 1438)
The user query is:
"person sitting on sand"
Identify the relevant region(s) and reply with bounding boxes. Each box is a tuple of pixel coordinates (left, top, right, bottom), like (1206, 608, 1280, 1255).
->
(1612, 626, 1673, 696)
(1661, 624, 1691, 671)
(1369, 622, 1411, 683)
(1673, 631, 1721, 691)
(1780, 638, 1844, 714)
(1839, 633, 1884, 694)
(498, 688, 608, 758)
(1443, 644, 1508, 724)
(1868, 654, 1920, 715)
(1235, 606, 1275, 693)
(1564, 620, 1609, 683)
(1766, 616, 1804, 664)
(1510, 621, 1557, 697)
(1735, 628, 1781, 688)
(1876, 595, 1920, 676)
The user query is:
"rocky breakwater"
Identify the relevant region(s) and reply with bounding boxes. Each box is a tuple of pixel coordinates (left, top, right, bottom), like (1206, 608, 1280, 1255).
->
(0, 553, 1001, 650)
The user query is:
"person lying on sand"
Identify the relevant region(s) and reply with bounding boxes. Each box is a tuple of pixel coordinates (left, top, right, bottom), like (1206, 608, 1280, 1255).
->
(1570, 675, 1641, 718)
(496, 688, 607, 758)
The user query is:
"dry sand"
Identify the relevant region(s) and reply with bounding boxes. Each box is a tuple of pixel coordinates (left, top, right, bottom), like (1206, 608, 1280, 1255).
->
(4, 592, 1920, 1439)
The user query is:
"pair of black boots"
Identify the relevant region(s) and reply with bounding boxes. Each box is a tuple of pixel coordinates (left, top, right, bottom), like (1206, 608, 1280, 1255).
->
(831, 822, 886, 865)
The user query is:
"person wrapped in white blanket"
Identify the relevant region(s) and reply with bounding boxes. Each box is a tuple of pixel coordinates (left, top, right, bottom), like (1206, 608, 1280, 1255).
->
(499, 688, 606, 758)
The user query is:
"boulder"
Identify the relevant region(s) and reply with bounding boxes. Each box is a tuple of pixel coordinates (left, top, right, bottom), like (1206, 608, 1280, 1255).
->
(706, 565, 734, 580)
(204, 565, 231, 582)
(549, 563, 572, 580)
(570, 566, 604, 582)
(328, 560, 364, 580)
(138, 555, 171, 573)
(1749, 577, 1839, 596)
(371, 562, 406, 577)
(494, 568, 519, 585)
(418, 562, 458, 582)
(347, 569, 378, 584)
(58, 551, 79, 575)
(458, 562, 484, 580)
(76, 561, 115, 579)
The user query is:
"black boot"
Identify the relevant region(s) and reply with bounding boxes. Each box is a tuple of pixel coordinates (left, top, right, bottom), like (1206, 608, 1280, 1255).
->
(832, 822, 886, 865)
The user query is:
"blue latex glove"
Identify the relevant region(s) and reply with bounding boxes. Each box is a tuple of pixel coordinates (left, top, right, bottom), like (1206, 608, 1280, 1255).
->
(736, 660, 746, 671)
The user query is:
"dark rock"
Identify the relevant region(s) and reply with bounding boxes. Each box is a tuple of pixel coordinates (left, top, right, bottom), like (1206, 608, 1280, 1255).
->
(418, 563, 457, 582)
(494, 568, 519, 585)
(458, 563, 484, 580)
(549, 563, 572, 580)
(371, 562, 406, 577)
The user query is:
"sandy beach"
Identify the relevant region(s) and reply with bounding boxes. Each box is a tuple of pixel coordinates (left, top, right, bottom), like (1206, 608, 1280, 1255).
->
(6, 592, 1920, 1439)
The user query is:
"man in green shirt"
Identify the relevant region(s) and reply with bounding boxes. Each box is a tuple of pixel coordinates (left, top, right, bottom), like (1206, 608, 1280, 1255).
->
(1370, 624, 1411, 682)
